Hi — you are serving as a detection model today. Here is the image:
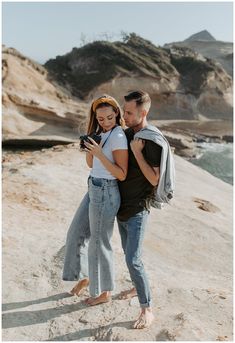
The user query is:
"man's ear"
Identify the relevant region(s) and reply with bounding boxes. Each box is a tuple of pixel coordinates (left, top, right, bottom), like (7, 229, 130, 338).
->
(141, 109, 147, 118)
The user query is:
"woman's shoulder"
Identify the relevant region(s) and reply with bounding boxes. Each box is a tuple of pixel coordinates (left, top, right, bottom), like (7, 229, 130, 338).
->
(110, 126, 128, 148)
(112, 125, 126, 136)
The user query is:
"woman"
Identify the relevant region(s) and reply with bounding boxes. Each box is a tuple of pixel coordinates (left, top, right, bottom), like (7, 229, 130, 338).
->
(63, 95, 128, 306)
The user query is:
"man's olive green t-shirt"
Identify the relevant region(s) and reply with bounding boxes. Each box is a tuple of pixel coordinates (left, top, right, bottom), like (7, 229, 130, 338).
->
(117, 128, 162, 221)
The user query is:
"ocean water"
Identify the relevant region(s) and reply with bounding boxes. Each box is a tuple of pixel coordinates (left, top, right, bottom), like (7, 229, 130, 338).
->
(189, 143, 233, 185)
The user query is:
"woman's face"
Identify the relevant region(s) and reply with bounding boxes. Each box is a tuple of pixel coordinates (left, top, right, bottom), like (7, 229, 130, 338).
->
(96, 106, 118, 132)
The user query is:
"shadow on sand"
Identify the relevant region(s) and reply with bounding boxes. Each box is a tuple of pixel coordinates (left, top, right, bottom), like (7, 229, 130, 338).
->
(2, 293, 86, 329)
(2, 292, 71, 312)
(2, 292, 135, 331)
(48, 320, 135, 341)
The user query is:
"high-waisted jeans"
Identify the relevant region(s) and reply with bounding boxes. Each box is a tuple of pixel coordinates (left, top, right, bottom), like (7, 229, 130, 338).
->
(63, 176, 120, 297)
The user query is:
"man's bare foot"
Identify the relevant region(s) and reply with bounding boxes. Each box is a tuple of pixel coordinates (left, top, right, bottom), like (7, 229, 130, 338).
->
(119, 287, 137, 300)
(84, 291, 111, 306)
(133, 308, 155, 329)
(69, 278, 89, 296)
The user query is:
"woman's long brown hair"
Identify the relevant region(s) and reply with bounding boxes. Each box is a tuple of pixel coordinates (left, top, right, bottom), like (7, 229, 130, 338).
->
(87, 95, 125, 135)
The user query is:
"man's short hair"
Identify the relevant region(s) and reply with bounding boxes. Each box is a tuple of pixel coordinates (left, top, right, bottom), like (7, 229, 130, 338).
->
(124, 90, 151, 112)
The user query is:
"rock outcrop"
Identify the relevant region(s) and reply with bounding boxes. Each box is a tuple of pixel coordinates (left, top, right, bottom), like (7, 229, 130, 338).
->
(184, 30, 216, 42)
(164, 30, 233, 77)
(45, 34, 233, 120)
(2, 33, 233, 146)
(2, 46, 88, 146)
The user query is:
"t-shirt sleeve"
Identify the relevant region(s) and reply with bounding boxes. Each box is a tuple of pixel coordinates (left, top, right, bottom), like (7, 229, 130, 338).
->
(144, 140, 162, 167)
(111, 128, 128, 151)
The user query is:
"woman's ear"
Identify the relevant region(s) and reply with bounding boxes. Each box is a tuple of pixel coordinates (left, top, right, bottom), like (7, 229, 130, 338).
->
(119, 117, 126, 128)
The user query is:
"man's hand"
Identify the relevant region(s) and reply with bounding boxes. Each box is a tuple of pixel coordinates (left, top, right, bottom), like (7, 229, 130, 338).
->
(130, 138, 145, 156)
(130, 138, 160, 186)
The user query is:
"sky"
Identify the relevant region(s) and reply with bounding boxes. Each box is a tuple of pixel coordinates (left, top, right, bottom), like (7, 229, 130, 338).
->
(2, 1, 233, 64)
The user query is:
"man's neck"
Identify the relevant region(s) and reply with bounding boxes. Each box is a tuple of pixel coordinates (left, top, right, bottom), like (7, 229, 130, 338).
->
(132, 119, 148, 133)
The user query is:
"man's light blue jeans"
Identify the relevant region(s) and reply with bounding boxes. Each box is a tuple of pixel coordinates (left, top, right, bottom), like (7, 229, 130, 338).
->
(117, 210, 151, 308)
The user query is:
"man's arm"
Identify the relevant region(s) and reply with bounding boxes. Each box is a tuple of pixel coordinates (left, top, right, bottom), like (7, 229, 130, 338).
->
(130, 139, 160, 186)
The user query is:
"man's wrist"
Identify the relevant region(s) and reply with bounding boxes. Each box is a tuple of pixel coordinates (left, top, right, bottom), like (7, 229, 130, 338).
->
(133, 150, 144, 160)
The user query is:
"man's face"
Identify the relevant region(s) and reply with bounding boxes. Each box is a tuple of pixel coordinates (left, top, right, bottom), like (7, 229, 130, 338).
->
(123, 100, 142, 128)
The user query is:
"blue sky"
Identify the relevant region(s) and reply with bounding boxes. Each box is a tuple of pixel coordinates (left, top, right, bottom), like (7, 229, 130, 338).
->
(2, 1, 233, 64)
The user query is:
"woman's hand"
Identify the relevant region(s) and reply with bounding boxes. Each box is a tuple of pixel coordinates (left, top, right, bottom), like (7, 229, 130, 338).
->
(85, 136, 128, 181)
(84, 137, 103, 159)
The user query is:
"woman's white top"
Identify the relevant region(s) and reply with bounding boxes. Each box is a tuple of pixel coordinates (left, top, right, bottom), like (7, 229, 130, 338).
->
(90, 126, 128, 180)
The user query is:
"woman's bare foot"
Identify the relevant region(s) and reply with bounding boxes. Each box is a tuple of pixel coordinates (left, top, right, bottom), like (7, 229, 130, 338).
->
(119, 287, 137, 300)
(133, 308, 155, 329)
(69, 278, 89, 296)
(84, 291, 111, 306)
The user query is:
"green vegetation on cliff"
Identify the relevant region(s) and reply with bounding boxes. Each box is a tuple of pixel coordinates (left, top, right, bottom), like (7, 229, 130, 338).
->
(45, 34, 177, 98)
(44, 33, 232, 100)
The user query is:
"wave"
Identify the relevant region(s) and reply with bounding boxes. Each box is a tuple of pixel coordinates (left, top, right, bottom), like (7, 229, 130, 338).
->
(189, 143, 233, 185)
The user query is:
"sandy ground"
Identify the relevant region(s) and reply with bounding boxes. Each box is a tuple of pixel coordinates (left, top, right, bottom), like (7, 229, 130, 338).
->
(2, 144, 233, 341)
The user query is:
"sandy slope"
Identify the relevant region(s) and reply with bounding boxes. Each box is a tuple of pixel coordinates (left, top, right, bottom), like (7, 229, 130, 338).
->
(2, 145, 233, 341)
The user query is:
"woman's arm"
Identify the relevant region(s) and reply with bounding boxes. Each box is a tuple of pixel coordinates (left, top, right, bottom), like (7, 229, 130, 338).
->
(84, 138, 128, 181)
(86, 152, 93, 168)
(98, 149, 128, 181)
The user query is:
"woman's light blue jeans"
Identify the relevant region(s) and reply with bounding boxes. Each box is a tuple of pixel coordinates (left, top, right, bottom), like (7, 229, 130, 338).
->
(117, 210, 151, 308)
(62, 192, 90, 282)
(63, 176, 120, 298)
(88, 176, 120, 296)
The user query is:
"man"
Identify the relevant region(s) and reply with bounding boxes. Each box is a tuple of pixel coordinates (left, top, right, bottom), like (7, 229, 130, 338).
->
(63, 90, 164, 329)
(116, 90, 162, 329)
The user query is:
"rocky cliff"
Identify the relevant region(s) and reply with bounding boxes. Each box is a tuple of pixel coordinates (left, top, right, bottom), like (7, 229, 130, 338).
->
(2, 45, 88, 146)
(184, 30, 217, 42)
(2, 33, 233, 146)
(45, 33, 233, 120)
(164, 30, 233, 77)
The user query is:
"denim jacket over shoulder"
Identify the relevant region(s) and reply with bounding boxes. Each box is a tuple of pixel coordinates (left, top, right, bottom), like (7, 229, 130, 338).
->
(134, 124, 175, 209)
